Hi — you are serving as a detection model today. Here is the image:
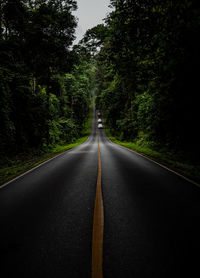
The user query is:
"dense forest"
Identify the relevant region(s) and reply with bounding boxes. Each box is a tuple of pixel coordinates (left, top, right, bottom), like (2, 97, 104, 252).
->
(0, 0, 92, 162)
(81, 0, 200, 163)
(0, 0, 200, 173)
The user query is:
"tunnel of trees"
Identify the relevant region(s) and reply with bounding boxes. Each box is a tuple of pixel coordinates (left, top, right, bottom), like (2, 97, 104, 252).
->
(0, 0, 200, 168)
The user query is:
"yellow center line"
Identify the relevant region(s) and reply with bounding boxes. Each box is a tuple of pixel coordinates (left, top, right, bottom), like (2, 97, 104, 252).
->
(92, 136, 104, 278)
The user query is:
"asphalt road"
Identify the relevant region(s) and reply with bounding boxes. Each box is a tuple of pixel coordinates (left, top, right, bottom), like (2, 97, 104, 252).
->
(0, 106, 200, 278)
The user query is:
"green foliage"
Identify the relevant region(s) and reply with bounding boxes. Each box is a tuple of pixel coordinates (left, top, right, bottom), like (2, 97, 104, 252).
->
(0, 0, 93, 162)
(79, 24, 110, 55)
(91, 0, 200, 161)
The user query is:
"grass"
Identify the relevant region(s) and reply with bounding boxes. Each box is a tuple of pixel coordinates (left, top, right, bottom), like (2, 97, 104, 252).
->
(106, 130, 200, 186)
(0, 102, 93, 187)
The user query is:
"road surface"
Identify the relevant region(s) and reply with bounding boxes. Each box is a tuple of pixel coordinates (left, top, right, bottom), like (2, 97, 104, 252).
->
(0, 104, 200, 278)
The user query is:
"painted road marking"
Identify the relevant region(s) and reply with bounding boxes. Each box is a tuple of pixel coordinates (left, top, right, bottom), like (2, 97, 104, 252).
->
(92, 136, 104, 278)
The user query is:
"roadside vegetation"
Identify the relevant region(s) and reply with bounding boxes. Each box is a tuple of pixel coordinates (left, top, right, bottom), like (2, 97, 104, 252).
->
(0, 101, 93, 186)
(79, 0, 200, 184)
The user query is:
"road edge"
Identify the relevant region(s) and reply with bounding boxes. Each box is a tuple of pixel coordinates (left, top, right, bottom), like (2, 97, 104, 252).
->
(0, 136, 90, 189)
(107, 137, 200, 188)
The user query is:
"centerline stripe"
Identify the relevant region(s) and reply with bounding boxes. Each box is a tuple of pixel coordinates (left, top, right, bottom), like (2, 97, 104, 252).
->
(92, 136, 104, 278)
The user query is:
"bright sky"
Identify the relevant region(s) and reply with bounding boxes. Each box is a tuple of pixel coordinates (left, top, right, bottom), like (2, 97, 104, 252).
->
(73, 0, 111, 44)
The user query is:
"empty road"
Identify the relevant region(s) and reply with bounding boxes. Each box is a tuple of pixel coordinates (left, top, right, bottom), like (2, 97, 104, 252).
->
(0, 104, 200, 278)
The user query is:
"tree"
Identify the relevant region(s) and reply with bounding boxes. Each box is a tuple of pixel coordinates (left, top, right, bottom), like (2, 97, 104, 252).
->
(92, 0, 200, 158)
(0, 0, 83, 157)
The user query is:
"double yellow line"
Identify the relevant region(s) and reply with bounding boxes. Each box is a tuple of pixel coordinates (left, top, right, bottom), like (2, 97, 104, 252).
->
(92, 136, 104, 278)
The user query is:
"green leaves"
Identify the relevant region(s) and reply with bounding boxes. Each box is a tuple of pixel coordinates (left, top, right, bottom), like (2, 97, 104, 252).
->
(93, 0, 200, 157)
(0, 0, 91, 156)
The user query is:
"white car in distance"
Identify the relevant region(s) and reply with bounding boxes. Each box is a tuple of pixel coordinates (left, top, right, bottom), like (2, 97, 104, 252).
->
(98, 118, 102, 123)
